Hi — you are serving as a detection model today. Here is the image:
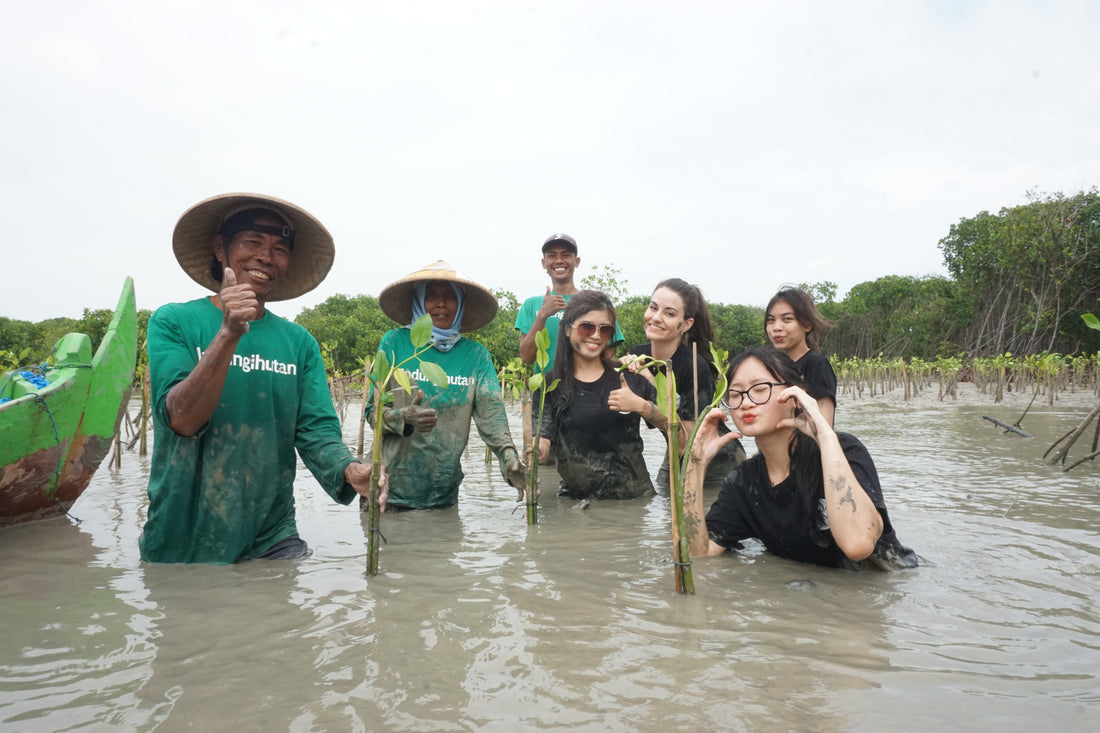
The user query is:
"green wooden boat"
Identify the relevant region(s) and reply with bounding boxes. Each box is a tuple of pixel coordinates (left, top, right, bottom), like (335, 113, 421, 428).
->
(0, 278, 137, 525)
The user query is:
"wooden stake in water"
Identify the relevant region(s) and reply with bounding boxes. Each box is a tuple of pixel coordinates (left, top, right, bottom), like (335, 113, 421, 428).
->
(662, 369, 695, 595)
(357, 368, 369, 459)
(139, 364, 150, 457)
(521, 394, 537, 523)
(366, 381, 384, 576)
(525, 328, 558, 526)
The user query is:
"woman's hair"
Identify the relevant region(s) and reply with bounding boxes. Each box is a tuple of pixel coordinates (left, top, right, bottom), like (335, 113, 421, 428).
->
(726, 344, 804, 391)
(653, 278, 717, 376)
(726, 345, 822, 517)
(548, 289, 618, 409)
(765, 287, 833, 352)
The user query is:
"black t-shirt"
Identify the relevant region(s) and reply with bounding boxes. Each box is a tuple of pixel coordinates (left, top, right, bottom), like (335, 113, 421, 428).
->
(795, 350, 837, 405)
(540, 369, 655, 500)
(705, 433, 917, 569)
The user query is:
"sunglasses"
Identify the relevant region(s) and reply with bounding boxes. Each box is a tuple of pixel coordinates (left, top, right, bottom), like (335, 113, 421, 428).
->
(573, 321, 615, 340)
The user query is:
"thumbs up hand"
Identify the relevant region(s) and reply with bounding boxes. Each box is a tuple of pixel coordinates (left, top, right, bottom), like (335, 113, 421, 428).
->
(537, 286, 567, 321)
(219, 266, 259, 336)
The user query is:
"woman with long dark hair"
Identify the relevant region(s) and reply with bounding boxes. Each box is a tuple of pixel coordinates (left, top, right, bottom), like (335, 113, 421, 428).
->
(682, 346, 917, 569)
(537, 290, 660, 500)
(765, 286, 837, 425)
(621, 278, 743, 492)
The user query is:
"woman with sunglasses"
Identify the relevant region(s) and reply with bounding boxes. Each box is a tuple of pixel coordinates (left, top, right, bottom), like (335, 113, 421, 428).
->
(765, 286, 837, 425)
(681, 346, 917, 569)
(537, 290, 661, 500)
(620, 278, 744, 493)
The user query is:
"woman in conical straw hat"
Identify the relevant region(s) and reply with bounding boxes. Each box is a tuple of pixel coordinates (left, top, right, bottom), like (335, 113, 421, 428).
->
(140, 193, 385, 565)
(364, 260, 525, 511)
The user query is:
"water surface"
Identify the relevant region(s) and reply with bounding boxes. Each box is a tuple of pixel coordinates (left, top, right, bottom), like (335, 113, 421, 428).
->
(2, 398, 1098, 731)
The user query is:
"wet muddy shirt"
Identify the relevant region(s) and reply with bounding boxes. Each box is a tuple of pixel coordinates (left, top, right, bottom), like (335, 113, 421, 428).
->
(140, 298, 357, 564)
(705, 433, 917, 569)
(365, 328, 516, 509)
(539, 369, 654, 500)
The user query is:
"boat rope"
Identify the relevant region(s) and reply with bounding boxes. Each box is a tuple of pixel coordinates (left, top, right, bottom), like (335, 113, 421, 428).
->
(2, 360, 97, 523)
(29, 392, 82, 524)
(1, 361, 90, 524)
(32, 394, 83, 526)
(0, 362, 92, 404)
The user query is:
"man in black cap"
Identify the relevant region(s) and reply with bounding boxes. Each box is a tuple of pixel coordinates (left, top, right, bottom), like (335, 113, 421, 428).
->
(514, 234, 582, 372)
(515, 233, 623, 372)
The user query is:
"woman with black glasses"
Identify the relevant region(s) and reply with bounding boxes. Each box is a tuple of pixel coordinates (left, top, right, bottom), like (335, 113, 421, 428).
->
(681, 346, 917, 569)
(537, 290, 660, 500)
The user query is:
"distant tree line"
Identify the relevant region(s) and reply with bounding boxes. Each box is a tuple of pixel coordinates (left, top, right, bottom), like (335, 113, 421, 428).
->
(0, 308, 153, 371)
(4, 189, 1099, 374)
(820, 188, 1100, 359)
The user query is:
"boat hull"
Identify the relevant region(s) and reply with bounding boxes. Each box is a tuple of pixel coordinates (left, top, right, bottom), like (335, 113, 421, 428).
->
(0, 278, 137, 526)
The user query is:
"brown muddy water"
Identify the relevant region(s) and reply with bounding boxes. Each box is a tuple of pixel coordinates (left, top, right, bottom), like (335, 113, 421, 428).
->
(2, 396, 1099, 732)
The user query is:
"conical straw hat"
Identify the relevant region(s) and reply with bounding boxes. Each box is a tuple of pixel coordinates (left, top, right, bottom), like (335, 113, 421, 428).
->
(172, 192, 335, 301)
(378, 260, 498, 332)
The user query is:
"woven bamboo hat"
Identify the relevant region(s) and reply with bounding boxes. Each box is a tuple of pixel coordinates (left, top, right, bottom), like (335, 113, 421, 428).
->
(172, 192, 335, 301)
(378, 260, 498, 332)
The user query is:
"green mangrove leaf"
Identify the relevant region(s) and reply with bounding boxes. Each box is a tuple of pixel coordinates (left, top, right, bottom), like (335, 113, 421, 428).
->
(394, 367, 412, 394)
(419, 360, 449, 389)
(372, 350, 390, 384)
(547, 378, 560, 392)
(410, 313, 434, 348)
(654, 372, 668, 410)
(535, 328, 550, 370)
(1082, 313, 1100, 331)
(529, 372, 544, 392)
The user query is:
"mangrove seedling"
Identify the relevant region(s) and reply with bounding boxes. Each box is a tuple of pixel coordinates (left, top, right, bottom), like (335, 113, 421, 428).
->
(525, 328, 559, 525)
(619, 345, 730, 594)
(496, 357, 533, 502)
(363, 314, 449, 576)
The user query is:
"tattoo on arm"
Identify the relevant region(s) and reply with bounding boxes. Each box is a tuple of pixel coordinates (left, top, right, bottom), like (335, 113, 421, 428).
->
(829, 476, 858, 513)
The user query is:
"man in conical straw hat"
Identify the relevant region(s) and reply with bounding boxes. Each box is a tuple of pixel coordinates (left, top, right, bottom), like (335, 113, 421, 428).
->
(365, 260, 525, 511)
(140, 193, 386, 564)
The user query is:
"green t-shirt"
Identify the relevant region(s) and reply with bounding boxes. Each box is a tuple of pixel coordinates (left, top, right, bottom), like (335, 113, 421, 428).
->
(514, 292, 624, 373)
(140, 297, 358, 564)
(365, 328, 517, 509)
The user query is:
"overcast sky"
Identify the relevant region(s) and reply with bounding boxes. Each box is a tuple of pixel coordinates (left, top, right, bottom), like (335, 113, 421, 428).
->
(2, 1, 1097, 323)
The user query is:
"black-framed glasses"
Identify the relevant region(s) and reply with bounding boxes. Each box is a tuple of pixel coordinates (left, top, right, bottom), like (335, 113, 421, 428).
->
(573, 321, 615, 340)
(721, 381, 786, 410)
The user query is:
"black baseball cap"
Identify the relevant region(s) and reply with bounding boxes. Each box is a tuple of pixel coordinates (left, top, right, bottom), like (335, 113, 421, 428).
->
(542, 233, 577, 254)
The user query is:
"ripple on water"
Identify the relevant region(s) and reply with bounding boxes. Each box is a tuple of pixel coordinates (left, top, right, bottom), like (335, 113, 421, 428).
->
(3, 399, 1100, 730)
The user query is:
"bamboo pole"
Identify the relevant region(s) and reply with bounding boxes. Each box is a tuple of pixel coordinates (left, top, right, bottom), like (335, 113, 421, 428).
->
(665, 371, 694, 594)
(692, 342, 699, 422)
(357, 371, 369, 459)
(522, 394, 537, 524)
(366, 384, 384, 576)
(139, 364, 150, 456)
